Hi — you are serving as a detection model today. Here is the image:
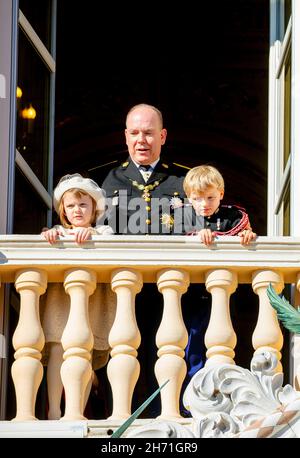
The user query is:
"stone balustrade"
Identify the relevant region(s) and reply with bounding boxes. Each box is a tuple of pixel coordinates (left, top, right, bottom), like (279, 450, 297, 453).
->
(0, 234, 300, 422)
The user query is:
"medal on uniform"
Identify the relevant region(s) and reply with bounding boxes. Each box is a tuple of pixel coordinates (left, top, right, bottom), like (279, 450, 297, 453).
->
(112, 196, 119, 206)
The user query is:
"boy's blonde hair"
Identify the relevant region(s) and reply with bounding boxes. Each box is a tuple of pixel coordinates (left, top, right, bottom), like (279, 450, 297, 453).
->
(58, 188, 97, 229)
(183, 165, 225, 196)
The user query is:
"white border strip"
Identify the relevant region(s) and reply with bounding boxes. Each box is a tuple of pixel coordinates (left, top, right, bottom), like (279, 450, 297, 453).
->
(18, 10, 56, 73)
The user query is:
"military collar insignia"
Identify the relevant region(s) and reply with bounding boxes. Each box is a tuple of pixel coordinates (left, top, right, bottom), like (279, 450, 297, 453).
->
(204, 207, 220, 220)
(122, 161, 129, 168)
(162, 163, 169, 169)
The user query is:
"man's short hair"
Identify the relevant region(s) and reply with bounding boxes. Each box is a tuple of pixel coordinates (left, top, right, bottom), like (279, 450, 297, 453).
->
(126, 103, 163, 129)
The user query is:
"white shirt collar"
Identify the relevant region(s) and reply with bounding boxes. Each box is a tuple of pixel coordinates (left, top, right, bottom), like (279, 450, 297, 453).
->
(132, 158, 160, 170)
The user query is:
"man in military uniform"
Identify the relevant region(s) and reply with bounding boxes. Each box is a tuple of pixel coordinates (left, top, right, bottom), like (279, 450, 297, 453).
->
(101, 103, 186, 234)
(100, 103, 188, 416)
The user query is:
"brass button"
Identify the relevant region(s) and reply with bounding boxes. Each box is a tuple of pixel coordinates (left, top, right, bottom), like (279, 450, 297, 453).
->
(146, 206, 151, 211)
(146, 219, 151, 225)
(174, 192, 179, 196)
(144, 197, 151, 202)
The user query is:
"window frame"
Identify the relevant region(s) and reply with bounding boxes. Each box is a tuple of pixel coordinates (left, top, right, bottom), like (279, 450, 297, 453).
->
(268, 0, 300, 236)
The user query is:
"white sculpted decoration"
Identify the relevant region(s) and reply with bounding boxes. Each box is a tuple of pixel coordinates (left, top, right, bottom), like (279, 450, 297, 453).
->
(126, 420, 195, 438)
(128, 352, 300, 438)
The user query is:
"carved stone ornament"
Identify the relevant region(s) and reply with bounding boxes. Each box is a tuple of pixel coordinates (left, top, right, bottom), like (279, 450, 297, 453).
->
(127, 352, 300, 438)
(126, 420, 195, 438)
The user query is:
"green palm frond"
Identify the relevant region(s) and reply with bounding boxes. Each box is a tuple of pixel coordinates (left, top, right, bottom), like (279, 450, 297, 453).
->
(267, 284, 300, 334)
(111, 379, 169, 438)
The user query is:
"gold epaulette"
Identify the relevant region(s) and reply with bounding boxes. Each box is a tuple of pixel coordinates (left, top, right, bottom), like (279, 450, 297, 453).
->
(172, 162, 191, 170)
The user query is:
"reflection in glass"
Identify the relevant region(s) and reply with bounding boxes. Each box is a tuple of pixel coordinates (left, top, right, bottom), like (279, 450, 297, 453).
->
(19, 0, 52, 50)
(13, 168, 48, 234)
(285, 0, 291, 31)
(16, 31, 50, 187)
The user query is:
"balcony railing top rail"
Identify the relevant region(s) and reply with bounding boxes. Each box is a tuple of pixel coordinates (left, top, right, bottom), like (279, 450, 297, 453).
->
(0, 235, 300, 283)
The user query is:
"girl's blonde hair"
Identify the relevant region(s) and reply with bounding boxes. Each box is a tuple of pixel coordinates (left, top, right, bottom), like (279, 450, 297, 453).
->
(58, 188, 97, 229)
(183, 165, 225, 196)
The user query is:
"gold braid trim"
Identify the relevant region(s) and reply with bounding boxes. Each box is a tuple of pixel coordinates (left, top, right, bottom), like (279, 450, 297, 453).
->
(129, 179, 162, 193)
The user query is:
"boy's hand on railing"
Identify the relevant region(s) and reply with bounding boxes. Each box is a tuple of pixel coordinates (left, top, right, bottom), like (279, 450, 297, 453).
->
(41, 228, 63, 244)
(198, 229, 215, 246)
(198, 228, 257, 246)
(238, 229, 257, 245)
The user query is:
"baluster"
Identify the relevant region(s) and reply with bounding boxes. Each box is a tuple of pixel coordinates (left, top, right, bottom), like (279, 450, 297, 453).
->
(294, 273, 300, 389)
(107, 269, 142, 419)
(155, 269, 189, 418)
(60, 268, 96, 420)
(204, 269, 237, 366)
(12, 269, 47, 420)
(252, 270, 284, 372)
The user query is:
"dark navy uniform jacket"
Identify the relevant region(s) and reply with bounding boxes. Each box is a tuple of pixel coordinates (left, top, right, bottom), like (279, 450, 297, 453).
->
(101, 158, 185, 234)
(173, 204, 249, 235)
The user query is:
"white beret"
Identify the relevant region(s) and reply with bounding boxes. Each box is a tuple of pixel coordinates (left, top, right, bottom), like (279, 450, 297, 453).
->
(53, 173, 105, 216)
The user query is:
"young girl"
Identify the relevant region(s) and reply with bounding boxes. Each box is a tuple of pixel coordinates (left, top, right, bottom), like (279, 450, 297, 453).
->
(41, 173, 115, 419)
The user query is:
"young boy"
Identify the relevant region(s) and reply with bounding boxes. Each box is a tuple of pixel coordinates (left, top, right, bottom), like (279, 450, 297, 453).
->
(177, 165, 256, 411)
(180, 164, 256, 245)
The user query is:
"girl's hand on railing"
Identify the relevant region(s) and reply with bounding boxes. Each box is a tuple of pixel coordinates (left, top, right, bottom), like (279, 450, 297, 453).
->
(68, 227, 93, 244)
(41, 228, 63, 244)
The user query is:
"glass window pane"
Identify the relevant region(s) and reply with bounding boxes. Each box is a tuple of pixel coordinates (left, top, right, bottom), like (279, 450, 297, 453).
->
(19, 0, 52, 51)
(13, 168, 48, 234)
(16, 30, 50, 187)
(285, 0, 291, 30)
